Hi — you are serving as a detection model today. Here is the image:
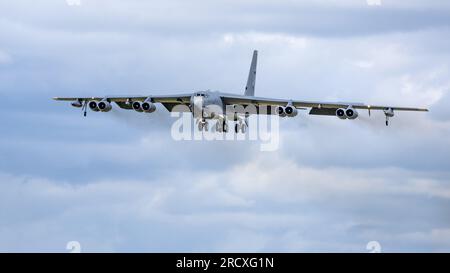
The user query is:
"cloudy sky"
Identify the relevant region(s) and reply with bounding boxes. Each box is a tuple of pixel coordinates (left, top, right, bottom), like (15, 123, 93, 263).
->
(1, 0, 450, 252)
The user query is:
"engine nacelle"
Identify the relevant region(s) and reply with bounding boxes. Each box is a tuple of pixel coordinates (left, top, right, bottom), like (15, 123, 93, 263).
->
(88, 101, 99, 112)
(98, 101, 112, 112)
(276, 106, 287, 117)
(132, 101, 143, 112)
(285, 106, 298, 117)
(336, 108, 346, 119)
(141, 101, 156, 113)
(345, 107, 358, 119)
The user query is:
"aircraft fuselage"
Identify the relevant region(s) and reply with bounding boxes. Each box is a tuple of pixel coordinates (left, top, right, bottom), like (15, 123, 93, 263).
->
(190, 91, 225, 120)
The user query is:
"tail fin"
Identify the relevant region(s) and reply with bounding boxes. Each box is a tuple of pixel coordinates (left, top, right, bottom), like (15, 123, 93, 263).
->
(244, 50, 258, 96)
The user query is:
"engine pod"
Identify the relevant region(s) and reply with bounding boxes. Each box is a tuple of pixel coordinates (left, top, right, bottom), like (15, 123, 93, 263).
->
(98, 101, 112, 112)
(285, 106, 298, 117)
(132, 101, 143, 112)
(88, 101, 99, 112)
(345, 108, 358, 119)
(142, 101, 156, 113)
(336, 108, 346, 119)
(276, 106, 286, 117)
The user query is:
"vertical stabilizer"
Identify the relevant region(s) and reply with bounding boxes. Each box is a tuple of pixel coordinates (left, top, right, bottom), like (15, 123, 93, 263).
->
(244, 50, 258, 96)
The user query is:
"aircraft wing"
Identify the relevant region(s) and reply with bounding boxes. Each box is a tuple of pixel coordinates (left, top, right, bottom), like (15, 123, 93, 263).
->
(220, 94, 429, 114)
(53, 93, 192, 104)
(53, 93, 193, 112)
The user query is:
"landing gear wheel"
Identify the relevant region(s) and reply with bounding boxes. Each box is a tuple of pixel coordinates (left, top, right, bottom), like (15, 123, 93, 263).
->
(235, 123, 240, 133)
(216, 120, 226, 133)
(198, 120, 208, 131)
(223, 121, 228, 133)
(215, 121, 222, 133)
(240, 124, 247, 134)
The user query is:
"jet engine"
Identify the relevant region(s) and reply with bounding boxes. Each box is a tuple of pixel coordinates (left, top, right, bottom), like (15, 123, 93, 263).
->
(276, 106, 287, 117)
(132, 101, 143, 112)
(285, 105, 298, 117)
(88, 101, 99, 112)
(141, 101, 156, 113)
(345, 107, 358, 119)
(336, 108, 346, 119)
(98, 101, 112, 112)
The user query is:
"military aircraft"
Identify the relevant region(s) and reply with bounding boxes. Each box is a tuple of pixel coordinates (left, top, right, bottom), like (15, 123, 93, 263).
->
(54, 50, 428, 132)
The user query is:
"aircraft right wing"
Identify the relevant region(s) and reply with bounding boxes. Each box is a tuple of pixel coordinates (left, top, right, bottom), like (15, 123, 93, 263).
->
(220, 93, 429, 113)
(53, 93, 193, 113)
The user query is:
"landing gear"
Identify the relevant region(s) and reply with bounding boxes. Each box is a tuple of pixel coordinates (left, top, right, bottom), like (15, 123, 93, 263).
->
(234, 123, 239, 133)
(81, 100, 88, 117)
(197, 119, 247, 133)
(215, 119, 228, 133)
(197, 120, 209, 131)
(234, 121, 247, 134)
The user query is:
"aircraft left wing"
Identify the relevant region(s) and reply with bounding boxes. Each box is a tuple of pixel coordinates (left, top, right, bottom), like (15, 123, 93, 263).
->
(220, 94, 429, 113)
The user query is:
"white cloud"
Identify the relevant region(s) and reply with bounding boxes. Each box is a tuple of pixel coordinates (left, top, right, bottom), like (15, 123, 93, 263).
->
(1, 154, 449, 252)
